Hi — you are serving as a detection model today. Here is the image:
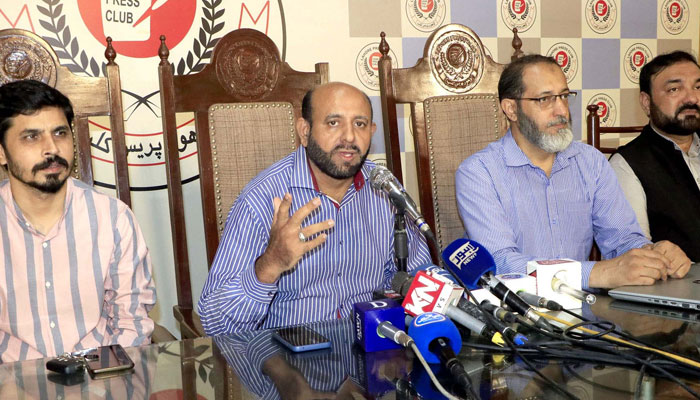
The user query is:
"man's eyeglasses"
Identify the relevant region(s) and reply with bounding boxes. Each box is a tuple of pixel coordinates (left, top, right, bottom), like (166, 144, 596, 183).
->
(514, 91, 578, 108)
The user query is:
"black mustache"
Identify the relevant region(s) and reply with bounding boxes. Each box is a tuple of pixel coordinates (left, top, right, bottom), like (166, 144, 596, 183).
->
(677, 104, 700, 115)
(333, 145, 361, 153)
(32, 156, 69, 174)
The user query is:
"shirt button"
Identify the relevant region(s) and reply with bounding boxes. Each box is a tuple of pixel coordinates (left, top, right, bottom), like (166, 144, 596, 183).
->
(45, 281, 51, 288)
(42, 242, 48, 248)
(50, 321, 56, 328)
(337, 272, 341, 277)
(25, 222, 30, 227)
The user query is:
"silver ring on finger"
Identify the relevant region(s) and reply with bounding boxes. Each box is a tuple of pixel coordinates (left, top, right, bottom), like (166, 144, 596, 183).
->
(298, 231, 307, 242)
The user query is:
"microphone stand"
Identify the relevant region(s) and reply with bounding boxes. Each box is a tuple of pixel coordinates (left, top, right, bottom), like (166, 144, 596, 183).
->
(394, 212, 408, 272)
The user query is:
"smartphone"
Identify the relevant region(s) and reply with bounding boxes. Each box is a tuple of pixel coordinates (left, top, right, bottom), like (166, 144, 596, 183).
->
(272, 326, 332, 352)
(85, 344, 135, 378)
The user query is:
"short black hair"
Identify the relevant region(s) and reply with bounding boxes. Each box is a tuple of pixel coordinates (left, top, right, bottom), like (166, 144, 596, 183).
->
(498, 54, 560, 102)
(639, 50, 700, 95)
(0, 80, 74, 147)
(301, 86, 373, 129)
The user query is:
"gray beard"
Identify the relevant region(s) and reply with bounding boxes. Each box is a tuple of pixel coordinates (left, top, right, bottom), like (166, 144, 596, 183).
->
(517, 107, 574, 153)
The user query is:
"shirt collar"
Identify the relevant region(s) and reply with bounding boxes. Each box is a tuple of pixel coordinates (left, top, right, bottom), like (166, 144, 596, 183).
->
(650, 125, 700, 157)
(0, 177, 74, 237)
(691, 134, 700, 158)
(290, 146, 366, 192)
(502, 129, 580, 171)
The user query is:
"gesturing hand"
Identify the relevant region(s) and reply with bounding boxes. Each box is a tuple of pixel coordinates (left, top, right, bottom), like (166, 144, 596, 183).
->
(255, 193, 335, 284)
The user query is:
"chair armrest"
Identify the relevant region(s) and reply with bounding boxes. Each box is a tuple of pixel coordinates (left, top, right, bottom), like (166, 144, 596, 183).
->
(173, 306, 207, 338)
(151, 323, 177, 343)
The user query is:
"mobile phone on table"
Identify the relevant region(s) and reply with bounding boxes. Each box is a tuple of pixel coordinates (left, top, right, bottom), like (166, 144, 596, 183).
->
(272, 326, 331, 352)
(85, 344, 134, 378)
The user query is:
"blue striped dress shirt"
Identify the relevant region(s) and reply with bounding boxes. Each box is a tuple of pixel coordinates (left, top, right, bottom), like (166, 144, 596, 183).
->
(456, 131, 650, 288)
(198, 147, 432, 334)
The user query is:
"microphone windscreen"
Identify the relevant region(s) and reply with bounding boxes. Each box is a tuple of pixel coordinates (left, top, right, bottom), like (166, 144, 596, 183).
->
(441, 239, 496, 290)
(391, 271, 412, 296)
(408, 312, 461, 364)
(391, 263, 441, 296)
(353, 299, 406, 352)
(369, 165, 393, 191)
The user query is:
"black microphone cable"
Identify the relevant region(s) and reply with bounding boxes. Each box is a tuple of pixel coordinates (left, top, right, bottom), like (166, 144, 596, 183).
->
(568, 331, 700, 399)
(532, 298, 700, 374)
(457, 284, 580, 400)
(522, 309, 700, 397)
(533, 316, 700, 399)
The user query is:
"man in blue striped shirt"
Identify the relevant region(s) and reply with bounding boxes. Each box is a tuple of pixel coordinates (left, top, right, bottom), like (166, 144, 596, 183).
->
(456, 55, 690, 290)
(198, 82, 432, 334)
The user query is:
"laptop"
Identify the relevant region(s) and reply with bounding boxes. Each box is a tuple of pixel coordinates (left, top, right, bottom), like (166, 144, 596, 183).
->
(608, 263, 700, 310)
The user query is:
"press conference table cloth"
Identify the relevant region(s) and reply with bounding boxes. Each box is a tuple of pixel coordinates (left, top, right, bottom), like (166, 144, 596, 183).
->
(1, 295, 699, 399)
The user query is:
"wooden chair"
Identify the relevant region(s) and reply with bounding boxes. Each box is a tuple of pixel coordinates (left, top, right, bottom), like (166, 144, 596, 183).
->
(586, 104, 644, 154)
(158, 28, 329, 338)
(0, 29, 131, 208)
(378, 25, 522, 258)
(585, 104, 644, 261)
(0, 29, 175, 343)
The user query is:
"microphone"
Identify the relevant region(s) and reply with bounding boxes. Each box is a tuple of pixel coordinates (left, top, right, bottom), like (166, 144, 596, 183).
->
(442, 239, 554, 332)
(408, 313, 471, 391)
(391, 271, 508, 345)
(552, 273, 596, 305)
(479, 300, 517, 323)
(413, 264, 529, 346)
(370, 166, 432, 235)
(517, 290, 563, 311)
(353, 299, 407, 352)
(399, 271, 465, 316)
(392, 271, 496, 340)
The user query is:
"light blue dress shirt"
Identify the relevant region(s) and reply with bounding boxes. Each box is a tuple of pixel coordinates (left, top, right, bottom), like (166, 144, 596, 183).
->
(456, 130, 650, 288)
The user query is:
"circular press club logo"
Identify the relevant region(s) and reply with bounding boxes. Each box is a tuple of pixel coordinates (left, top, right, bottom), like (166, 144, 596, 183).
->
(78, 0, 197, 58)
(624, 43, 653, 84)
(661, 0, 689, 35)
(585, 0, 617, 34)
(406, 0, 447, 32)
(356, 42, 397, 91)
(501, 0, 537, 33)
(547, 43, 578, 83)
(587, 93, 617, 127)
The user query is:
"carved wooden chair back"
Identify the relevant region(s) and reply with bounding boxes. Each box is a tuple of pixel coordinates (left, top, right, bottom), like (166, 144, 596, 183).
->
(0, 29, 131, 208)
(378, 24, 522, 257)
(586, 104, 644, 154)
(158, 28, 329, 338)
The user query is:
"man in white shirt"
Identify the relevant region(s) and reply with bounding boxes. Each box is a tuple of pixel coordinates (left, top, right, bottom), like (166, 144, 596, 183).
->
(610, 51, 700, 261)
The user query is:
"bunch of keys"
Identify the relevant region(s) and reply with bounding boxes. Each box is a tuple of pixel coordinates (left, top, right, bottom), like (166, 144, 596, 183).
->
(46, 348, 97, 375)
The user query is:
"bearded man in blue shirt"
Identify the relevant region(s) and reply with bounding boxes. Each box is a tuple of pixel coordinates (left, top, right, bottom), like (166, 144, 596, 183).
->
(456, 55, 690, 290)
(198, 82, 432, 334)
